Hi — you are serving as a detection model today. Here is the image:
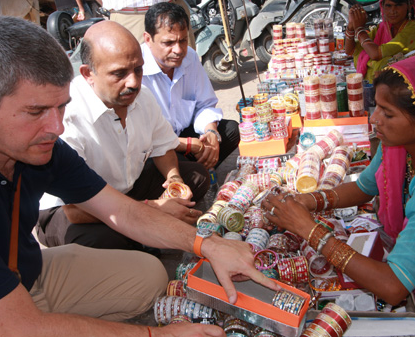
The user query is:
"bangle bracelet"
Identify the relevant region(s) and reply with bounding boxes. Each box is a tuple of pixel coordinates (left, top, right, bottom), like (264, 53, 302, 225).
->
(341, 251, 357, 273)
(308, 223, 320, 242)
(317, 232, 334, 254)
(308, 192, 318, 212)
(331, 189, 340, 208)
(361, 37, 373, 47)
(195, 143, 205, 155)
(356, 29, 367, 41)
(144, 199, 149, 204)
(184, 137, 192, 156)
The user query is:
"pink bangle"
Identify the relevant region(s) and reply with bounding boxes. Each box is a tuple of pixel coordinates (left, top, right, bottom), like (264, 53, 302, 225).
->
(144, 199, 149, 204)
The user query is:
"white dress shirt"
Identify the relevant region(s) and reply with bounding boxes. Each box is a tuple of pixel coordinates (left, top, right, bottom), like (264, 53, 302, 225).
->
(40, 75, 179, 209)
(141, 43, 223, 136)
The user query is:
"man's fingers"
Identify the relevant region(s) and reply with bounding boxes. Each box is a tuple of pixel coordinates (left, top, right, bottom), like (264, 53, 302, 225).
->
(248, 268, 281, 292)
(215, 271, 238, 304)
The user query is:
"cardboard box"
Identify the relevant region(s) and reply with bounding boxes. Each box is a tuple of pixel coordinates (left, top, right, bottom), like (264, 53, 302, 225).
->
(290, 112, 303, 129)
(238, 118, 293, 157)
(186, 260, 310, 337)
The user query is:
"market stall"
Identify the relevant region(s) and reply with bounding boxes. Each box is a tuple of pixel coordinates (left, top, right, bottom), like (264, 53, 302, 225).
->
(149, 19, 415, 337)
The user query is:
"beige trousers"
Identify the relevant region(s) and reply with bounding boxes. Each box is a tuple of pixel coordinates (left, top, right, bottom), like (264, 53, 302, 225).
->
(30, 244, 168, 321)
(110, 0, 196, 49)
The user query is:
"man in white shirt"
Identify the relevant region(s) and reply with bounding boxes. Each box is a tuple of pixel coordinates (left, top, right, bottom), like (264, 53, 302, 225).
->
(142, 2, 240, 170)
(37, 20, 209, 250)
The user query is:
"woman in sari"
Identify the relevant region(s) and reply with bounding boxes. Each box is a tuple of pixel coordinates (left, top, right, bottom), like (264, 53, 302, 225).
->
(345, 0, 415, 83)
(262, 56, 415, 305)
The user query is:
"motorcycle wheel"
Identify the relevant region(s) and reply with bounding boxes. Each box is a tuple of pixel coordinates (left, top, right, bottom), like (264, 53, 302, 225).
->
(47, 11, 74, 51)
(202, 43, 237, 84)
(254, 28, 273, 64)
(291, 3, 348, 38)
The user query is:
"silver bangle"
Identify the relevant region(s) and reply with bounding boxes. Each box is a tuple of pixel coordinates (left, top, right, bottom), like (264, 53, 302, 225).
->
(317, 232, 334, 254)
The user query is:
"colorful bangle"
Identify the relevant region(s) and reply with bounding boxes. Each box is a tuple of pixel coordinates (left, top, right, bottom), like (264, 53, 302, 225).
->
(310, 191, 325, 212)
(307, 223, 320, 242)
(323, 189, 338, 210)
(309, 224, 330, 251)
(327, 241, 356, 272)
(184, 137, 192, 156)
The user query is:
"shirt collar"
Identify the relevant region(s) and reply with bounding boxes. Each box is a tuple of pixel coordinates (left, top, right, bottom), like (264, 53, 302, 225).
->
(141, 43, 191, 80)
(72, 76, 113, 124)
(72, 75, 142, 123)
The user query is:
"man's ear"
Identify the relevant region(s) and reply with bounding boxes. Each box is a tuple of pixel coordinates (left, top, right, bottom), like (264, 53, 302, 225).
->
(80, 64, 94, 85)
(143, 31, 151, 45)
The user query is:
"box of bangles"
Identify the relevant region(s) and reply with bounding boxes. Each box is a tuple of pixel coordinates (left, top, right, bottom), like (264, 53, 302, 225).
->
(186, 260, 310, 337)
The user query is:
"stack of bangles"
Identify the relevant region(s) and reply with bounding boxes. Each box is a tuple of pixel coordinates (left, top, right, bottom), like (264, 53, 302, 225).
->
(160, 182, 191, 199)
(345, 28, 355, 41)
(308, 223, 357, 273)
(355, 26, 368, 41)
(271, 289, 306, 315)
(308, 189, 339, 213)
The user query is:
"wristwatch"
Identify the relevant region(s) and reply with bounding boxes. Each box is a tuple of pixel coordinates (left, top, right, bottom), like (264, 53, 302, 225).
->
(205, 129, 222, 143)
(193, 227, 213, 258)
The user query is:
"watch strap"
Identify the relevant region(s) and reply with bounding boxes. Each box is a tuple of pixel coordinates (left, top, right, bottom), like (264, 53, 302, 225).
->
(193, 235, 204, 258)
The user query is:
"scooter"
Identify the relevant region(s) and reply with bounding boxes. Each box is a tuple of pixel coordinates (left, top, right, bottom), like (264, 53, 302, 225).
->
(46, 3, 108, 51)
(239, 0, 381, 64)
(188, 0, 260, 83)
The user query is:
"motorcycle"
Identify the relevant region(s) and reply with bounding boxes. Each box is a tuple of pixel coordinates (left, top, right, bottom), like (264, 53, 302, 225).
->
(46, 2, 108, 51)
(188, 0, 260, 83)
(239, 0, 381, 64)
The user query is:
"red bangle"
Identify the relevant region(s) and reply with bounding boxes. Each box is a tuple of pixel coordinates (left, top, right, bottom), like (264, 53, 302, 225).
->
(144, 199, 148, 204)
(184, 137, 192, 156)
(147, 326, 152, 337)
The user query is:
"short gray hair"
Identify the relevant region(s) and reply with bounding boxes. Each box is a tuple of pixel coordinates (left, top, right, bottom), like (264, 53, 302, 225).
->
(0, 16, 73, 104)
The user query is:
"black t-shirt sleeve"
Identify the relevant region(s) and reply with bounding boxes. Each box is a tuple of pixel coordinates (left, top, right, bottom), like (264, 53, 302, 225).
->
(45, 139, 107, 204)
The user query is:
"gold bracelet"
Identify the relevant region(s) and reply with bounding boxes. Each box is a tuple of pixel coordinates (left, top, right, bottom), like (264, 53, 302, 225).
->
(341, 251, 357, 273)
(195, 143, 205, 155)
(307, 223, 320, 242)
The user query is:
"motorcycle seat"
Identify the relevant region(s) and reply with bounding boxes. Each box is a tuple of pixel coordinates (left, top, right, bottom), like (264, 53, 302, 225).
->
(357, 0, 379, 5)
(67, 17, 105, 37)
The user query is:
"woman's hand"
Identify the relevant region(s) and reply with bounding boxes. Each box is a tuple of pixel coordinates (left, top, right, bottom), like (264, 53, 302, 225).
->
(261, 193, 316, 240)
(349, 4, 368, 31)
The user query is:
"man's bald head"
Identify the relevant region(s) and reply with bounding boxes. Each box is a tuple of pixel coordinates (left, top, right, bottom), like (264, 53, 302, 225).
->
(80, 21, 141, 72)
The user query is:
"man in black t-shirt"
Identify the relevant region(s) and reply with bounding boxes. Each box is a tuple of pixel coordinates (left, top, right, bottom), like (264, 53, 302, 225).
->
(0, 16, 278, 337)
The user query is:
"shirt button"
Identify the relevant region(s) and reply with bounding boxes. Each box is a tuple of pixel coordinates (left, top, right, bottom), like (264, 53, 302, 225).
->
(1, 180, 7, 185)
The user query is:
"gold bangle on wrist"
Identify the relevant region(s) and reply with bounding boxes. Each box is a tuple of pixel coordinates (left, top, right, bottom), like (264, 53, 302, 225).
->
(195, 143, 205, 155)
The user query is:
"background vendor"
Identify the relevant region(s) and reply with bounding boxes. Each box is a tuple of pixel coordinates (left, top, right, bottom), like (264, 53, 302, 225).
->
(345, 0, 415, 83)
